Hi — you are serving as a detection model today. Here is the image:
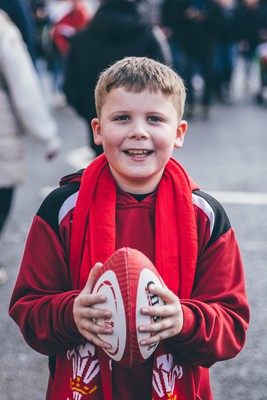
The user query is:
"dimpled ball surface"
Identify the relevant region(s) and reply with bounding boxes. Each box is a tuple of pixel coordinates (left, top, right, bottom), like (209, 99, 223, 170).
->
(91, 247, 165, 367)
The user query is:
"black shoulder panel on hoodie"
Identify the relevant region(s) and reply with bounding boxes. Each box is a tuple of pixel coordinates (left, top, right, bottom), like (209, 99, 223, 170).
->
(36, 182, 80, 236)
(193, 189, 231, 248)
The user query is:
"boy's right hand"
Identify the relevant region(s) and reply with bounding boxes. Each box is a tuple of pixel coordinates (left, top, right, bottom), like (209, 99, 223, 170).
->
(73, 262, 113, 349)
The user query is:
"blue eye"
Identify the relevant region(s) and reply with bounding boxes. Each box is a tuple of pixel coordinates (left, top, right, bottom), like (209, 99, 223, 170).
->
(114, 115, 130, 121)
(148, 116, 163, 122)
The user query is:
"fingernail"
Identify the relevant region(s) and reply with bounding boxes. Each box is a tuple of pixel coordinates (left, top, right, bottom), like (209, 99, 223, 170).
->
(139, 326, 145, 332)
(147, 282, 156, 291)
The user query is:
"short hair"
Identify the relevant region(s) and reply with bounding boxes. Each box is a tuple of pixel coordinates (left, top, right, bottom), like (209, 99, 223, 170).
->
(94, 57, 186, 121)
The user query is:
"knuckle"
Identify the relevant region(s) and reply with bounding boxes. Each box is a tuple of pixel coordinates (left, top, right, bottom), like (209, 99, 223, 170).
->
(160, 320, 168, 330)
(157, 332, 165, 342)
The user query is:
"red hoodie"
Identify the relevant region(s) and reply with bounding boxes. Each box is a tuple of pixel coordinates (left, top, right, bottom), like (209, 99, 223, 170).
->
(9, 156, 249, 399)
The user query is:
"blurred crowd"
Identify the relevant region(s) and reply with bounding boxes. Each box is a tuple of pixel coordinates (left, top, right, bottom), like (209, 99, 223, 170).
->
(2, 0, 267, 114)
(28, 0, 267, 113)
(0, 0, 267, 283)
(161, 0, 267, 116)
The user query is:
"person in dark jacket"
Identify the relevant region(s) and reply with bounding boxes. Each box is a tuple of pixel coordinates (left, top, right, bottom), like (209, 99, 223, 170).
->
(255, 0, 267, 103)
(212, 0, 238, 100)
(63, 0, 172, 156)
(161, 0, 224, 118)
(235, 0, 262, 89)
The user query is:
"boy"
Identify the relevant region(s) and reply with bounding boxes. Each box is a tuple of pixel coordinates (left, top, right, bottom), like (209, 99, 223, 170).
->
(9, 57, 249, 400)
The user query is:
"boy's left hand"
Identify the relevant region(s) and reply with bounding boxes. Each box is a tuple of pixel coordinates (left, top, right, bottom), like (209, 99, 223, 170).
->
(138, 284, 183, 346)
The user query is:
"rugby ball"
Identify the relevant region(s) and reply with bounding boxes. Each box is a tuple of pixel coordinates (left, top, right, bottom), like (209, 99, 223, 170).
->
(91, 247, 165, 368)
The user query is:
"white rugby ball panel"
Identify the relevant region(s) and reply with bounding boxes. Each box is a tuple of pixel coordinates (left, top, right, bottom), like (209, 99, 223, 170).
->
(136, 268, 165, 360)
(91, 270, 127, 362)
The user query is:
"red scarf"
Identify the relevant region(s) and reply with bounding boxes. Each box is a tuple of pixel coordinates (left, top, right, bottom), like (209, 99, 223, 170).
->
(70, 153, 199, 399)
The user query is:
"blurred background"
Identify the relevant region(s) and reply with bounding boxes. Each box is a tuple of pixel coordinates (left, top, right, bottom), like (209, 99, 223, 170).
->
(0, 0, 267, 399)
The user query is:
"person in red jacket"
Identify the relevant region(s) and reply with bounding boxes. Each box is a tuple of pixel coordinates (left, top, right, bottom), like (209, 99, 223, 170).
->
(46, 0, 92, 105)
(9, 56, 249, 400)
(50, 0, 91, 56)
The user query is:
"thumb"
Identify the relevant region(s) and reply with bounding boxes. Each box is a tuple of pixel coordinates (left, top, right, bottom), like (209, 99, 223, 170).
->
(83, 262, 103, 294)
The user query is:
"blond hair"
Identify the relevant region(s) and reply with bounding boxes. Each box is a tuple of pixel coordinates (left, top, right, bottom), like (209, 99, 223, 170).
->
(94, 57, 186, 121)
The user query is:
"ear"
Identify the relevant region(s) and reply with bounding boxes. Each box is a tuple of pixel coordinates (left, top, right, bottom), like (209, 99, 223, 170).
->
(91, 118, 102, 145)
(174, 120, 187, 148)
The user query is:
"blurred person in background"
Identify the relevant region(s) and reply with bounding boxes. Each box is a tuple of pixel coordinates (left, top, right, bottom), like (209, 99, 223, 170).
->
(63, 0, 172, 157)
(212, 0, 237, 101)
(255, 0, 267, 103)
(235, 0, 262, 91)
(161, 0, 188, 77)
(161, 0, 224, 119)
(29, 0, 50, 62)
(0, 10, 62, 285)
(45, 0, 93, 106)
(0, 0, 37, 62)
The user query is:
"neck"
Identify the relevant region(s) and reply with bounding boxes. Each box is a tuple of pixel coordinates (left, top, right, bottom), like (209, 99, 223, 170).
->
(110, 168, 163, 195)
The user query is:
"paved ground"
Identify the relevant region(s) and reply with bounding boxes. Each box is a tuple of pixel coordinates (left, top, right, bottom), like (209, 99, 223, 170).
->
(1, 62, 267, 399)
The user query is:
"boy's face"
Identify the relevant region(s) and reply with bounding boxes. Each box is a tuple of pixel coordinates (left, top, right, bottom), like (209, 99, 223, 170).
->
(92, 87, 187, 194)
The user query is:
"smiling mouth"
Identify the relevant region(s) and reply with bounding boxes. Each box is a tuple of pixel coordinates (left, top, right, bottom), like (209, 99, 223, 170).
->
(124, 149, 153, 157)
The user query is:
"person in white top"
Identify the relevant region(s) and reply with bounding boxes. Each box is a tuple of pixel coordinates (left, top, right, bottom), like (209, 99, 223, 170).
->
(0, 10, 62, 284)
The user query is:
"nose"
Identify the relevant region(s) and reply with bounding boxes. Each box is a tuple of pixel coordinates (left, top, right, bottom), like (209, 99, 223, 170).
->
(128, 119, 149, 140)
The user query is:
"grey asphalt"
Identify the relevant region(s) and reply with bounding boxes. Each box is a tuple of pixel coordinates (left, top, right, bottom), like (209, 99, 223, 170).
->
(0, 66, 267, 399)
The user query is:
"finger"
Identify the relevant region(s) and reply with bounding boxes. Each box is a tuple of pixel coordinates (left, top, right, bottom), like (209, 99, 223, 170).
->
(139, 317, 172, 334)
(78, 301, 112, 320)
(147, 283, 177, 304)
(79, 317, 114, 350)
(141, 303, 178, 319)
(80, 317, 113, 335)
(139, 330, 169, 346)
(138, 320, 180, 345)
(82, 262, 103, 294)
(78, 292, 107, 308)
(80, 329, 112, 349)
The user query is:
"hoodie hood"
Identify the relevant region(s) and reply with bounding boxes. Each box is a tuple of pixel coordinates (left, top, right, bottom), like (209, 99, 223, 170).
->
(89, 1, 150, 41)
(60, 169, 84, 186)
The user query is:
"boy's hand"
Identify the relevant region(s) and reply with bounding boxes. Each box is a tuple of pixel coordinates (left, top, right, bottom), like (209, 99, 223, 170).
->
(138, 284, 183, 346)
(73, 262, 113, 349)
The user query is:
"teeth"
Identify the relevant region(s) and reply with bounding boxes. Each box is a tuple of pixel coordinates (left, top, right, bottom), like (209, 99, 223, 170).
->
(127, 149, 149, 155)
